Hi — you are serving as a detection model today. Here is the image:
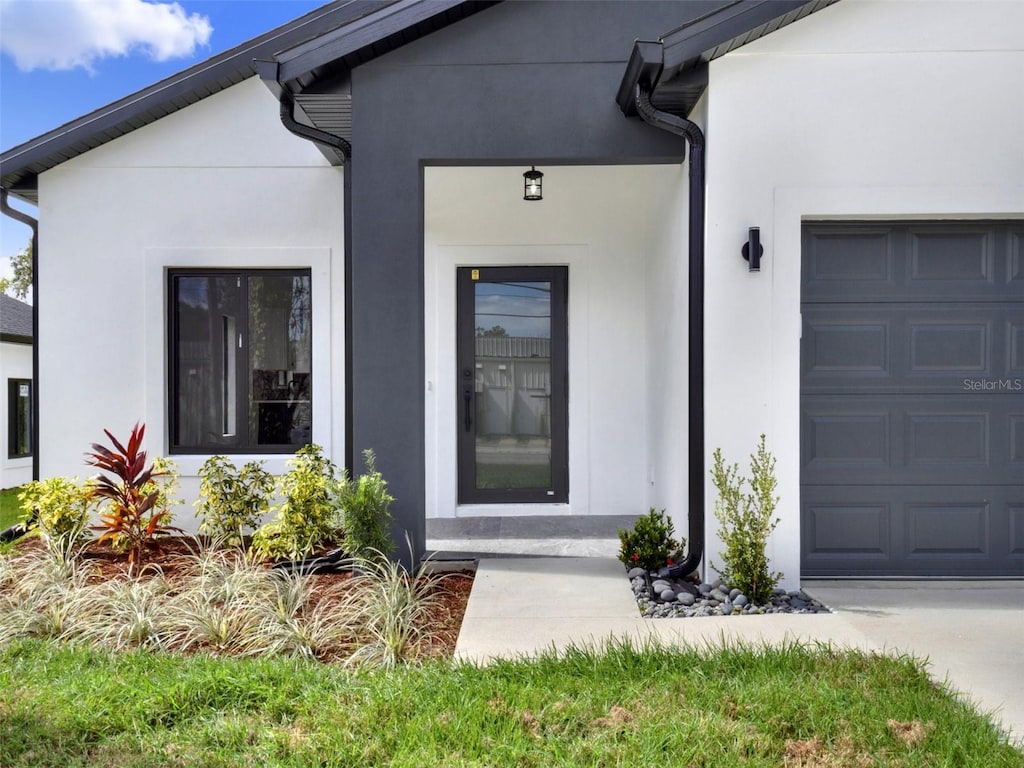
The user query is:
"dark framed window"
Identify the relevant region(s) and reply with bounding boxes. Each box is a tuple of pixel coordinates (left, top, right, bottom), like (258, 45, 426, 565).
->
(169, 269, 312, 454)
(7, 379, 32, 458)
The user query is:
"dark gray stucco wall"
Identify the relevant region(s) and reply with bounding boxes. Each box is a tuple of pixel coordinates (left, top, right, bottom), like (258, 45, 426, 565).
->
(348, 1, 722, 566)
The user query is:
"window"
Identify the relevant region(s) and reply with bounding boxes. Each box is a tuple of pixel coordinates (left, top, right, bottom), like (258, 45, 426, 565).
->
(7, 379, 32, 458)
(169, 269, 312, 453)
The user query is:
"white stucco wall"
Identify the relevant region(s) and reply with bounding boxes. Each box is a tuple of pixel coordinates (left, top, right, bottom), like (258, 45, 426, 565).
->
(0, 339, 33, 489)
(704, 0, 1024, 587)
(424, 165, 679, 518)
(36, 76, 345, 513)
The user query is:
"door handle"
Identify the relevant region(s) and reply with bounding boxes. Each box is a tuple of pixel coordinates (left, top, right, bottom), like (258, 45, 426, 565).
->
(463, 387, 473, 432)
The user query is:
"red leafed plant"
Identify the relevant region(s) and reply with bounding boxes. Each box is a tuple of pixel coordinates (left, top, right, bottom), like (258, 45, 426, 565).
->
(85, 422, 179, 570)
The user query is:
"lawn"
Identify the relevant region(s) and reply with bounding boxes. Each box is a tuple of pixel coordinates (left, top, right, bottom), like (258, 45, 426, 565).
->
(1, 639, 1020, 767)
(0, 486, 23, 530)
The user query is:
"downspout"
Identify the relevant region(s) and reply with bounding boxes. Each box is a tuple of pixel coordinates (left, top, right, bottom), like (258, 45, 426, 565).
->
(256, 60, 355, 478)
(1, 188, 40, 483)
(633, 83, 706, 582)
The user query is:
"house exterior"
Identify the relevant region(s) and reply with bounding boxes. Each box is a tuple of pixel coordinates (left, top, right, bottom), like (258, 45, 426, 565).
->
(1, 0, 1021, 583)
(0, 294, 33, 489)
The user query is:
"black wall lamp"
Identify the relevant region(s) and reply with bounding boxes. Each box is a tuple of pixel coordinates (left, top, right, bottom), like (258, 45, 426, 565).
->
(523, 166, 543, 201)
(742, 226, 764, 272)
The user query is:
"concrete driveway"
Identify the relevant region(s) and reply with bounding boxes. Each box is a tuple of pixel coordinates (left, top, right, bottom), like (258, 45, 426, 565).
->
(454, 558, 1024, 746)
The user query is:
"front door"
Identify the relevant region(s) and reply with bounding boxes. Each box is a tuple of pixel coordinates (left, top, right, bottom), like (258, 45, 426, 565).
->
(456, 266, 568, 504)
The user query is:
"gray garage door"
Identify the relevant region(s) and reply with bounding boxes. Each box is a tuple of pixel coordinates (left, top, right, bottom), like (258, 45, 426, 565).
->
(801, 221, 1024, 577)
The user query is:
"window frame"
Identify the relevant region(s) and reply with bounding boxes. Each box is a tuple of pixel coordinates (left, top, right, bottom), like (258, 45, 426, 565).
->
(167, 267, 313, 455)
(7, 378, 32, 459)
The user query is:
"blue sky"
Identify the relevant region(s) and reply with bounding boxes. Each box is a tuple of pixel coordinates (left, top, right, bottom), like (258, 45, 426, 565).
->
(0, 0, 327, 300)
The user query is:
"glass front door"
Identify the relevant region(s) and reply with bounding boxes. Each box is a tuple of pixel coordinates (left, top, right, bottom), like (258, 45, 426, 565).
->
(456, 266, 568, 503)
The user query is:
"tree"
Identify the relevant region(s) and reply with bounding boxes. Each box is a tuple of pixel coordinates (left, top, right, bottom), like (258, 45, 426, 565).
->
(0, 239, 32, 300)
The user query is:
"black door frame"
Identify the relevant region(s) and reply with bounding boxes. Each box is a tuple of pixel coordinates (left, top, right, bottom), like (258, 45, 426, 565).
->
(456, 266, 569, 504)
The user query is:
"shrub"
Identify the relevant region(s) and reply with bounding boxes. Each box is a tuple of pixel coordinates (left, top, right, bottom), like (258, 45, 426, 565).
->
(711, 434, 781, 603)
(17, 476, 94, 557)
(251, 444, 345, 562)
(617, 508, 684, 573)
(195, 456, 275, 546)
(144, 456, 183, 525)
(85, 423, 181, 570)
(341, 449, 395, 562)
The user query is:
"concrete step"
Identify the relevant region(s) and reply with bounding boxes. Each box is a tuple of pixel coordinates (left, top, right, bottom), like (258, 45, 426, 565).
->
(425, 514, 640, 560)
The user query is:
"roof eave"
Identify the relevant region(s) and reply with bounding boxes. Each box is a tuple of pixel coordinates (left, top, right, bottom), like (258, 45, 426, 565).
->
(276, 0, 469, 85)
(0, 0, 393, 203)
(618, 0, 840, 120)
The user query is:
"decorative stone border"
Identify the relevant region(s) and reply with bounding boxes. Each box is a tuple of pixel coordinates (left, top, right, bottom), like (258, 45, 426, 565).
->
(627, 567, 830, 618)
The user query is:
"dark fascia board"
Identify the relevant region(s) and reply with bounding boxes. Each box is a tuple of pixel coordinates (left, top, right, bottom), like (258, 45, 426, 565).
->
(615, 41, 666, 116)
(617, 0, 837, 118)
(275, 0, 483, 86)
(1, 333, 32, 345)
(0, 1, 396, 204)
(660, 0, 837, 75)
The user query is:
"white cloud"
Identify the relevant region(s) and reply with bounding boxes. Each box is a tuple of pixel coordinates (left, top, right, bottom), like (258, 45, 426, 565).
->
(0, 0, 212, 72)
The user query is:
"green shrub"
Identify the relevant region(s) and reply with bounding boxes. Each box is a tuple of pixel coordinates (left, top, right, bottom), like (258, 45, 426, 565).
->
(251, 444, 345, 562)
(341, 449, 394, 562)
(17, 476, 94, 554)
(711, 434, 781, 603)
(144, 456, 182, 525)
(195, 456, 274, 546)
(617, 508, 684, 573)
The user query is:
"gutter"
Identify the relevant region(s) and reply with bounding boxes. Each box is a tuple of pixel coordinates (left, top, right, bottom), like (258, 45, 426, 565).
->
(255, 61, 355, 478)
(0, 188, 40, 483)
(618, 42, 705, 581)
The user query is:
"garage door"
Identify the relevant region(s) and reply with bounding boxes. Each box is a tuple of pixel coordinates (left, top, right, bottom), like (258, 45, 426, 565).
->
(801, 221, 1024, 577)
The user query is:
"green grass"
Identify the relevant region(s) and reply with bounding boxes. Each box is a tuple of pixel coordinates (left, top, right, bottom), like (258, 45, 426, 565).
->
(0, 486, 24, 530)
(1, 639, 1019, 767)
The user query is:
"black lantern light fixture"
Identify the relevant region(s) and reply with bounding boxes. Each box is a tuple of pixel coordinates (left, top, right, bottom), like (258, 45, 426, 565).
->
(523, 166, 543, 201)
(742, 226, 764, 272)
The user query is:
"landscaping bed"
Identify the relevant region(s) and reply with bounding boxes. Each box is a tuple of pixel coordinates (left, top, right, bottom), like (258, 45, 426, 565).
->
(0, 535, 474, 662)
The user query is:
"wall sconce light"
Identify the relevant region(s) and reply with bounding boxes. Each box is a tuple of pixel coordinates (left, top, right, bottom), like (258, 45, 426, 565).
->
(742, 226, 764, 272)
(523, 166, 543, 201)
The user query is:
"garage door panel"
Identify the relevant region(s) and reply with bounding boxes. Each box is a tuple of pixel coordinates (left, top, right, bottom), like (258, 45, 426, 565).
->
(803, 304, 1022, 393)
(1010, 321, 1024, 372)
(906, 501, 988, 556)
(803, 486, 1024, 577)
(803, 498, 891, 560)
(803, 395, 1016, 485)
(1011, 504, 1024, 556)
(803, 221, 1024, 302)
(803, 228, 894, 288)
(1010, 231, 1024, 284)
(908, 228, 994, 284)
(908, 320, 988, 373)
(1012, 415, 1024, 464)
(803, 317, 890, 378)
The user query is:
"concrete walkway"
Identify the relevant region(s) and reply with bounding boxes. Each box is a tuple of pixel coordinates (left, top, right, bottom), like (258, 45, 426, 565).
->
(453, 557, 1024, 745)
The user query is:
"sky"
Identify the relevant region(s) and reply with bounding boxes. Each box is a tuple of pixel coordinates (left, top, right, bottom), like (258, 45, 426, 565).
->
(0, 0, 328, 302)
